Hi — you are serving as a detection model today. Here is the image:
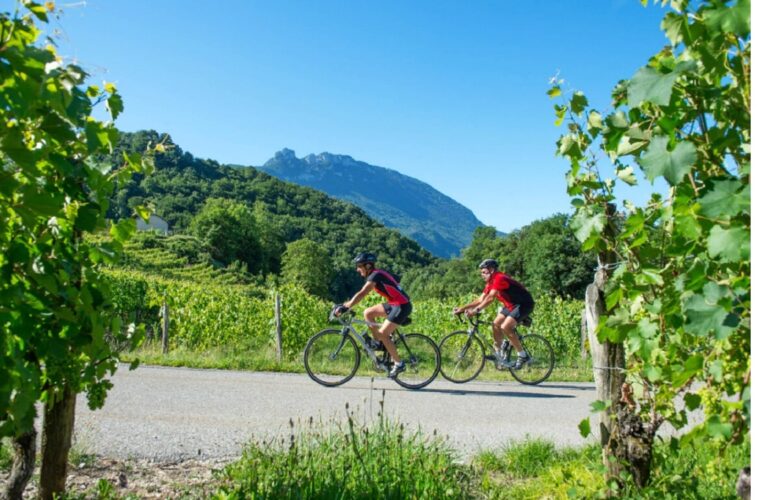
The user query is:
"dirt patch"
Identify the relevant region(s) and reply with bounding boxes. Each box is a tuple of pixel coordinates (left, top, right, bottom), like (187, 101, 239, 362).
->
(1, 456, 233, 498)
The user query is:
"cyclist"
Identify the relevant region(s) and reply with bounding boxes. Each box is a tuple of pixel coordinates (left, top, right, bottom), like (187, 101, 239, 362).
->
(453, 258, 535, 369)
(335, 252, 411, 378)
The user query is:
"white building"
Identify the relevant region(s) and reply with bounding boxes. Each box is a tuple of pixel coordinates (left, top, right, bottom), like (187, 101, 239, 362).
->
(136, 214, 169, 235)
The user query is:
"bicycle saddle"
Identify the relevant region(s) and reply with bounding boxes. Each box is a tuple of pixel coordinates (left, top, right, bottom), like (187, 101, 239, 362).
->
(400, 317, 412, 326)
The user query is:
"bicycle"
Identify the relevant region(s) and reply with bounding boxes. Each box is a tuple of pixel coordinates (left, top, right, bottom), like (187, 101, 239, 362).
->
(439, 312, 554, 385)
(304, 307, 441, 390)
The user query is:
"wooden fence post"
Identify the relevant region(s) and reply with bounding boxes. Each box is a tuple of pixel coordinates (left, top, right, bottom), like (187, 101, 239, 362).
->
(581, 309, 588, 360)
(275, 292, 282, 362)
(161, 299, 169, 354)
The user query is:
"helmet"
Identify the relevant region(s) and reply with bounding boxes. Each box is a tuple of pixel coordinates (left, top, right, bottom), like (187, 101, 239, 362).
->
(478, 258, 498, 270)
(354, 252, 377, 265)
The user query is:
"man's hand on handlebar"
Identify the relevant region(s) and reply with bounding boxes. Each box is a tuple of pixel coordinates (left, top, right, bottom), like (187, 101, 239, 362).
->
(453, 307, 480, 318)
(333, 304, 350, 317)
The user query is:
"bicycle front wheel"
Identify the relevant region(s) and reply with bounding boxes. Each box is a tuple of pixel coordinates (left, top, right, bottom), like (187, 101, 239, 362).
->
(304, 329, 360, 387)
(439, 331, 485, 383)
(509, 334, 554, 385)
(392, 333, 441, 390)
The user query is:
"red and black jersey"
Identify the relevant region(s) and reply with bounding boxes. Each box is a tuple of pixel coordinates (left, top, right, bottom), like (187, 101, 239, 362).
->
(367, 269, 410, 305)
(483, 272, 533, 311)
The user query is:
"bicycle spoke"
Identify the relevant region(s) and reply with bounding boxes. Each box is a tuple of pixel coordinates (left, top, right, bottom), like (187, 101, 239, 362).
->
(392, 333, 440, 390)
(304, 330, 360, 387)
(439, 331, 484, 383)
(509, 334, 554, 385)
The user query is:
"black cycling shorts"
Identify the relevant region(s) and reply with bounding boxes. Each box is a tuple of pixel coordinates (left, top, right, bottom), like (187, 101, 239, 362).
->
(383, 302, 412, 325)
(499, 302, 534, 321)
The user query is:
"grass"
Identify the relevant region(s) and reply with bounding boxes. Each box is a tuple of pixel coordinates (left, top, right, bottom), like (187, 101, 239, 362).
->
(214, 394, 472, 499)
(208, 400, 750, 499)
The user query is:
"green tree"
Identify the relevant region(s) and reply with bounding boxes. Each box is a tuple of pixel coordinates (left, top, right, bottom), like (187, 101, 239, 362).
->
(461, 226, 502, 266)
(0, 2, 153, 497)
(515, 214, 594, 297)
(189, 198, 280, 276)
(551, 0, 749, 491)
(281, 239, 333, 298)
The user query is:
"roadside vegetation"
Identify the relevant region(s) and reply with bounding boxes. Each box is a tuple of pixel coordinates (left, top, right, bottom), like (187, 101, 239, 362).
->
(212, 414, 753, 499)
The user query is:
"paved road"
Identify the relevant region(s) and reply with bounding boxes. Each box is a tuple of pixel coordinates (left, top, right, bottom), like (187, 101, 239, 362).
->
(74, 365, 601, 462)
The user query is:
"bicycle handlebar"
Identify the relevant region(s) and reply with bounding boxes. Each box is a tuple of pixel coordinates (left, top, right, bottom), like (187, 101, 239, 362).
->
(453, 311, 485, 328)
(328, 305, 355, 322)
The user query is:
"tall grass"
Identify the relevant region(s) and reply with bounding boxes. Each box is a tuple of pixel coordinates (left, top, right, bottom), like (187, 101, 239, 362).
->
(213, 393, 472, 499)
(211, 415, 749, 499)
(473, 436, 750, 499)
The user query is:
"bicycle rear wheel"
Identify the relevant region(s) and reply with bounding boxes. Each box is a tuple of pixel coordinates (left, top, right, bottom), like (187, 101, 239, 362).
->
(304, 329, 360, 387)
(509, 334, 554, 385)
(439, 331, 485, 383)
(392, 333, 441, 390)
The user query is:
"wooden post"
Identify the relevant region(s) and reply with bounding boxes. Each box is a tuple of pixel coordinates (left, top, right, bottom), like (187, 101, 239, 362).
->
(581, 309, 588, 360)
(161, 299, 169, 354)
(275, 293, 282, 362)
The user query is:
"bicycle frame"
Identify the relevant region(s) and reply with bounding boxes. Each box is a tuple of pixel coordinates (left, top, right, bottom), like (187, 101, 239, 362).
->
(457, 314, 516, 355)
(331, 311, 407, 368)
(305, 309, 442, 389)
(440, 311, 555, 385)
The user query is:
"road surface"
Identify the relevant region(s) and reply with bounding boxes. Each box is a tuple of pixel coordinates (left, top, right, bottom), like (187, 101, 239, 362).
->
(73, 365, 602, 461)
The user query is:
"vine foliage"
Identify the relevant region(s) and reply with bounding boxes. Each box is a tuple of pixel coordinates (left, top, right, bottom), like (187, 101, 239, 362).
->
(1, 0, 153, 471)
(551, 0, 750, 483)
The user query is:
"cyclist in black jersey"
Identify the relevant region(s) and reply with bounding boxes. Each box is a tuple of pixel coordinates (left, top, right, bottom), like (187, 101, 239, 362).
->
(335, 252, 411, 378)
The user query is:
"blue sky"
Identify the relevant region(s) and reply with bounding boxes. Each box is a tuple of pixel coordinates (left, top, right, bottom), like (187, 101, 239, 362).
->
(39, 0, 671, 232)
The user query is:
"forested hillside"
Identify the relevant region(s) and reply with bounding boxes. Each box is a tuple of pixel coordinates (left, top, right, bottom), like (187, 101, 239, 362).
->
(103, 131, 435, 299)
(260, 149, 484, 258)
(404, 214, 595, 300)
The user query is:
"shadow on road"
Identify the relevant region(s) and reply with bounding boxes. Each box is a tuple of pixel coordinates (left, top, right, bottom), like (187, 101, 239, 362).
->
(535, 383, 595, 391)
(381, 386, 577, 399)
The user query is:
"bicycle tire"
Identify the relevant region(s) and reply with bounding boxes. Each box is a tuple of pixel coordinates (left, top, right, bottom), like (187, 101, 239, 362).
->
(439, 331, 485, 383)
(304, 329, 360, 387)
(509, 333, 554, 385)
(392, 333, 441, 390)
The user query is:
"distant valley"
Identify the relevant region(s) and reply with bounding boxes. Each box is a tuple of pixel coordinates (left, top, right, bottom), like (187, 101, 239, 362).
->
(258, 149, 484, 257)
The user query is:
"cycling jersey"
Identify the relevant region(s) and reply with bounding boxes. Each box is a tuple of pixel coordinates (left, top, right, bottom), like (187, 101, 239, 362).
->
(483, 272, 533, 311)
(367, 269, 410, 305)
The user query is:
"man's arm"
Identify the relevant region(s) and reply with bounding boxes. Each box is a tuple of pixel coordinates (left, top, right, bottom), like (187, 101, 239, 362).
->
(454, 294, 486, 315)
(466, 289, 498, 316)
(343, 281, 376, 310)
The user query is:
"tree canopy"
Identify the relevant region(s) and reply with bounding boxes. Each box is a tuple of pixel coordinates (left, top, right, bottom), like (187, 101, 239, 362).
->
(404, 214, 594, 300)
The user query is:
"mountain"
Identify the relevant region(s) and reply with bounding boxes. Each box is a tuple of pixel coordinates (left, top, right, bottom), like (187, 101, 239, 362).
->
(104, 131, 436, 300)
(258, 149, 484, 258)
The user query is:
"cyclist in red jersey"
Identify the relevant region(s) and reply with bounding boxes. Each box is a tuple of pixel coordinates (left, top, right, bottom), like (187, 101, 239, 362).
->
(453, 258, 535, 369)
(335, 252, 411, 378)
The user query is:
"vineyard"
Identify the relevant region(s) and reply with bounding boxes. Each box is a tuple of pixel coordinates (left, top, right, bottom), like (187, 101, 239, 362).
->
(107, 237, 586, 369)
